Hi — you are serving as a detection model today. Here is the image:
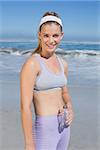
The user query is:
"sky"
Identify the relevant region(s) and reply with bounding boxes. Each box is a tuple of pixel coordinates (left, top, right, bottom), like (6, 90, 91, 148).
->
(0, 0, 100, 42)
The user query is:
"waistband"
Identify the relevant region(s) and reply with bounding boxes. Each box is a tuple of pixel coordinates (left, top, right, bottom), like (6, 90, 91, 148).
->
(35, 114, 58, 119)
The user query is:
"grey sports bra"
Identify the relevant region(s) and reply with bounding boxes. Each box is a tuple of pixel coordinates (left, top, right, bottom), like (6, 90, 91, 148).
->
(33, 53, 67, 91)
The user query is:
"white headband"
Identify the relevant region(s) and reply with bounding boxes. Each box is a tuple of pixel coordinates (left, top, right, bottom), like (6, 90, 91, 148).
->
(39, 15, 63, 28)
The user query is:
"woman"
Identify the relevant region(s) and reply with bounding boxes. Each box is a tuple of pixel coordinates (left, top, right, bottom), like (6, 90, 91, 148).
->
(20, 11, 74, 150)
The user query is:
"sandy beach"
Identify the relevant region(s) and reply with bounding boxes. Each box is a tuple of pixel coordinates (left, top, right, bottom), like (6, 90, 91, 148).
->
(0, 80, 99, 150)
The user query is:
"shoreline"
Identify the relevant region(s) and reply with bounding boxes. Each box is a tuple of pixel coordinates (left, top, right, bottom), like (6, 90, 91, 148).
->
(0, 79, 100, 88)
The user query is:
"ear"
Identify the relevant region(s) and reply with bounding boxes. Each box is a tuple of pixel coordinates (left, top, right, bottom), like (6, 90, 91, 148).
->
(38, 32, 41, 40)
(60, 32, 64, 40)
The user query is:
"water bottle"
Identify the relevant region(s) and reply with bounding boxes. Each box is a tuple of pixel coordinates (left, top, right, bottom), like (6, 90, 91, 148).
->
(57, 109, 65, 133)
(63, 105, 69, 128)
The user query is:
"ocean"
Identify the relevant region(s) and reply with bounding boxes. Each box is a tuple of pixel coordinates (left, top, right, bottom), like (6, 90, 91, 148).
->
(0, 41, 100, 86)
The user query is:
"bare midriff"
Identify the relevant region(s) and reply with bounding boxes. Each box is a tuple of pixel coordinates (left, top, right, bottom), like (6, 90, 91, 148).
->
(33, 88, 65, 116)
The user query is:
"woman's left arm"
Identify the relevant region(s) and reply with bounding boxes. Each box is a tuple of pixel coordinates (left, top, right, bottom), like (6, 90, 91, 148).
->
(62, 59, 74, 125)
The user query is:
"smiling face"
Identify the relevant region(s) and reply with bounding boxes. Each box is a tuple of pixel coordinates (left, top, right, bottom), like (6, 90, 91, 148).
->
(38, 23, 64, 55)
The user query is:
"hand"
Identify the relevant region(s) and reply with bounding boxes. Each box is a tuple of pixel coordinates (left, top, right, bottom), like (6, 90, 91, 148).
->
(25, 144, 35, 150)
(66, 107, 74, 126)
(58, 108, 64, 115)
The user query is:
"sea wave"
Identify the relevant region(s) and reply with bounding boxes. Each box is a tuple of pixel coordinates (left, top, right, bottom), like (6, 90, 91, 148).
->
(56, 48, 100, 56)
(0, 48, 32, 56)
(0, 48, 100, 57)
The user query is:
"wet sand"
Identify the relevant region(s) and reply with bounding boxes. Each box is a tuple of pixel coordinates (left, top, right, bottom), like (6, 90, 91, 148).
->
(0, 81, 99, 150)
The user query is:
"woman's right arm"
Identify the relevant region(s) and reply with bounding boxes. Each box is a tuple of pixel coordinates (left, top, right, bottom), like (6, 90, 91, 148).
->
(20, 56, 39, 150)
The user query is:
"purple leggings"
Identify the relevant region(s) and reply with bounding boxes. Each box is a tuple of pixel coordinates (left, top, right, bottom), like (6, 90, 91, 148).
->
(32, 115, 70, 150)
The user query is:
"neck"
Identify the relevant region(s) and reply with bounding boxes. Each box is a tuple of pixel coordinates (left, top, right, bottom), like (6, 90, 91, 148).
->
(40, 51, 55, 59)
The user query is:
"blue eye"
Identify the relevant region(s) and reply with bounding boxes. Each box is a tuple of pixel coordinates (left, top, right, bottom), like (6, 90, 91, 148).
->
(44, 34, 49, 37)
(53, 34, 59, 37)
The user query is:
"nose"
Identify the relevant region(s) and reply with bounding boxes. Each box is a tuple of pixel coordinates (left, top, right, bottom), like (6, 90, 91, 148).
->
(49, 36, 54, 43)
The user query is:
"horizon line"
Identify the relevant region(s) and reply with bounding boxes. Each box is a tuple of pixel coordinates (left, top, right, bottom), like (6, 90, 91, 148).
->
(0, 39, 100, 44)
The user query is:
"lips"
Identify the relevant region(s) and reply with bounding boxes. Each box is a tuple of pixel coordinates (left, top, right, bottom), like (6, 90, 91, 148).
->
(47, 44, 56, 49)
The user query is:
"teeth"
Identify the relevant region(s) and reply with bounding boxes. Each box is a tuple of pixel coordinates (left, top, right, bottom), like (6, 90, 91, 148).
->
(48, 45, 55, 48)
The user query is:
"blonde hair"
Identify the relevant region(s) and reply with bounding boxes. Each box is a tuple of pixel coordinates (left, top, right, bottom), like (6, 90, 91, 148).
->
(31, 11, 62, 55)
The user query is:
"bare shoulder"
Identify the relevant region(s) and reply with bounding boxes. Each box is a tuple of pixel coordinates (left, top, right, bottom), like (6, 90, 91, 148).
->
(61, 58, 68, 69)
(58, 56, 68, 70)
(20, 54, 40, 77)
(58, 56, 68, 76)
